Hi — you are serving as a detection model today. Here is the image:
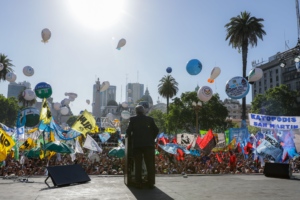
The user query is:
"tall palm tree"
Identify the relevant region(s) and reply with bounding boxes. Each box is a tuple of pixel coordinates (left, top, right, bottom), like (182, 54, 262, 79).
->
(0, 54, 14, 82)
(158, 75, 179, 114)
(225, 11, 266, 122)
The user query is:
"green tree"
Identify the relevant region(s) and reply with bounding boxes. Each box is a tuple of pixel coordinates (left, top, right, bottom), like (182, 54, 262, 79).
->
(158, 75, 178, 114)
(0, 54, 14, 82)
(148, 109, 166, 133)
(167, 92, 228, 133)
(225, 11, 266, 121)
(251, 85, 300, 116)
(0, 95, 20, 127)
(17, 88, 37, 108)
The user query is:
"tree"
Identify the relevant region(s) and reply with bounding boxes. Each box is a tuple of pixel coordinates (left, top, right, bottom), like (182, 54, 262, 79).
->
(0, 95, 20, 127)
(158, 75, 178, 114)
(17, 88, 37, 108)
(148, 109, 166, 134)
(0, 54, 14, 82)
(167, 92, 229, 133)
(225, 11, 266, 121)
(251, 85, 300, 116)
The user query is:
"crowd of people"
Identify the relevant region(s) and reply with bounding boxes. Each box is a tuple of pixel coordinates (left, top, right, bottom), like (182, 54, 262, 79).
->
(1, 146, 299, 178)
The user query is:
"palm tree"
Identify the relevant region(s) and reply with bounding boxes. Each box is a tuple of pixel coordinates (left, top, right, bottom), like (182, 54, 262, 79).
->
(158, 75, 179, 114)
(225, 11, 266, 122)
(0, 54, 14, 82)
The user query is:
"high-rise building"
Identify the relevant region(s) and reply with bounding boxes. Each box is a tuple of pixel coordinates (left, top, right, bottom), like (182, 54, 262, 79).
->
(92, 78, 102, 123)
(7, 81, 30, 99)
(100, 85, 117, 107)
(251, 48, 300, 101)
(126, 83, 144, 104)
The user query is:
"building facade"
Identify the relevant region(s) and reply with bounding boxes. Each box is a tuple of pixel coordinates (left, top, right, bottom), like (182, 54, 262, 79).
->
(126, 83, 144, 105)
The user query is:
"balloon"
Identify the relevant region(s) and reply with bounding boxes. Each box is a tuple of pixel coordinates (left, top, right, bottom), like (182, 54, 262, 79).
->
(122, 102, 128, 108)
(197, 86, 213, 102)
(61, 98, 70, 106)
(53, 102, 61, 110)
(186, 59, 202, 75)
(121, 110, 131, 119)
(106, 113, 114, 121)
(208, 67, 221, 83)
(225, 76, 250, 99)
(0, 63, 3, 71)
(23, 89, 36, 101)
(41, 28, 51, 43)
(86, 99, 90, 105)
(60, 107, 69, 115)
(100, 81, 110, 92)
(65, 92, 78, 99)
(34, 82, 52, 99)
(23, 66, 34, 77)
(248, 68, 263, 83)
(116, 38, 126, 50)
(166, 67, 172, 73)
(19, 107, 40, 127)
(5, 72, 17, 82)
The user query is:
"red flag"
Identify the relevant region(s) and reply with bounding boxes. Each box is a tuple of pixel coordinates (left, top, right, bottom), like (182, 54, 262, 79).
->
(172, 137, 177, 144)
(195, 135, 202, 149)
(243, 142, 253, 155)
(216, 153, 223, 163)
(186, 142, 193, 150)
(197, 129, 216, 154)
(235, 142, 242, 153)
(158, 137, 167, 145)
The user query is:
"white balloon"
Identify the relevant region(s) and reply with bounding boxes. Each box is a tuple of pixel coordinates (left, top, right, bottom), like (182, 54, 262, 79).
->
(106, 113, 114, 121)
(208, 67, 221, 83)
(61, 98, 70, 106)
(197, 86, 213, 102)
(121, 110, 131, 119)
(122, 102, 128, 108)
(23, 66, 34, 77)
(23, 89, 36, 101)
(41, 28, 51, 43)
(5, 72, 17, 82)
(86, 99, 90, 105)
(60, 107, 69, 115)
(248, 68, 263, 82)
(0, 63, 3, 71)
(116, 38, 126, 50)
(53, 102, 61, 110)
(65, 92, 78, 99)
(100, 81, 110, 92)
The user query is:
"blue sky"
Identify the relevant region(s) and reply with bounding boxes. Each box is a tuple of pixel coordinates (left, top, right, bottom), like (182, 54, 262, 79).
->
(0, 0, 298, 115)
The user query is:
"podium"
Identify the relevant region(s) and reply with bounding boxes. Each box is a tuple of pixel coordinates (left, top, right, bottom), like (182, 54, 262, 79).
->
(124, 137, 155, 186)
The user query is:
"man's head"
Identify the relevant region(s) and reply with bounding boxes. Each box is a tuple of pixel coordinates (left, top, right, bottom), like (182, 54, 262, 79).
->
(135, 105, 145, 115)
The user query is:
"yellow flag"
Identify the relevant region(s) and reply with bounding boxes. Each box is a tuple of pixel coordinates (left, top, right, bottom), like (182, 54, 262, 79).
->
(40, 150, 56, 160)
(27, 127, 38, 134)
(71, 110, 96, 137)
(49, 131, 55, 142)
(0, 128, 16, 161)
(19, 138, 35, 150)
(105, 127, 116, 133)
(39, 98, 52, 124)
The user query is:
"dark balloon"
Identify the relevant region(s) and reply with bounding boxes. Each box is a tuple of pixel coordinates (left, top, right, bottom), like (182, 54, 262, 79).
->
(186, 59, 202, 75)
(166, 67, 172, 73)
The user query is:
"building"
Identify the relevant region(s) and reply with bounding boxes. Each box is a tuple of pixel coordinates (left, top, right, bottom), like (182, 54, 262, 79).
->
(223, 98, 251, 125)
(252, 46, 300, 100)
(7, 81, 30, 100)
(126, 83, 144, 105)
(100, 85, 117, 108)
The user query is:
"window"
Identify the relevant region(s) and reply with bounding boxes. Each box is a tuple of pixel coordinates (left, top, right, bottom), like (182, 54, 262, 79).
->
(276, 76, 279, 81)
(276, 69, 278, 74)
(269, 70, 272, 76)
(287, 84, 291, 89)
(270, 78, 273, 83)
(259, 82, 261, 86)
(259, 88, 261, 93)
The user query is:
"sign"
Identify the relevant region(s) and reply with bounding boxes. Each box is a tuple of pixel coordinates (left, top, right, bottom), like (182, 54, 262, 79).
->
(249, 113, 300, 130)
(229, 128, 248, 144)
(34, 82, 52, 99)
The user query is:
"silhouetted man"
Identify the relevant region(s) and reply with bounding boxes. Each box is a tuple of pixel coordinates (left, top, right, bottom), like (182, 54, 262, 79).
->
(126, 105, 159, 189)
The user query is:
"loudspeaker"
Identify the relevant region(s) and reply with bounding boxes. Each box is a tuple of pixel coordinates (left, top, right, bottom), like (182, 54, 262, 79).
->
(264, 162, 291, 179)
(45, 164, 91, 187)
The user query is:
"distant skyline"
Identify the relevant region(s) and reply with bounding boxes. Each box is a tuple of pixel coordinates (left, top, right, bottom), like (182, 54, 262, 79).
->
(1, 0, 299, 115)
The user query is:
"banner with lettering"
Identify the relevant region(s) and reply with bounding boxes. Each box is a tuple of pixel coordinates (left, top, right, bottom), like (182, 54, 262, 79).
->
(72, 110, 96, 137)
(249, 113, 300, 130)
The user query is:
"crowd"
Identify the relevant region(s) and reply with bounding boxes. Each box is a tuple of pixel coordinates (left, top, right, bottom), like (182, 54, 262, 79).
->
(1, 146, 300, 177)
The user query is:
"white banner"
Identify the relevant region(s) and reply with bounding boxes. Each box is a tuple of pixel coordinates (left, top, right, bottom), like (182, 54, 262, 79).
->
(249, 113, 300, 130)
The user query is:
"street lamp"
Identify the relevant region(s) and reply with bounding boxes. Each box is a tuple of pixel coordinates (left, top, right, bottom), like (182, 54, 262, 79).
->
(192, 101, 202, 134)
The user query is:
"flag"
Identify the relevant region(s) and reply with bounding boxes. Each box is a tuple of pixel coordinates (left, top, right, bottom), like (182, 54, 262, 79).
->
(200, 130, 207, 135)
(75, 139, 84, 154)
(17, 126, 25, 140)
(227, 137, 236, 151)
(39, 98, 52, 124)
(72, 110, 96, 137)
(216, 153, 223, 163)
(171, 136, 177, 144)
(19, 138, 35, 150)
(0, 128, 16, 161)
(225, 129, 230, 144)
(196, 129, 216, 155)
(0, 123, 15, 135)
(244, 142, 253, 155)
(98, 132, 111, 143)
(235, 142, 242, 153)
(83, 134, 102, 153)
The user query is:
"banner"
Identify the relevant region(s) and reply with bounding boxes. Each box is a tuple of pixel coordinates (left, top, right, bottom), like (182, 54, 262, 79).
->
(249, 113, 300, 130)
(39, 98, 52, 124)
(229, 128, 248, 144)
(83, 134, 102, 153)
(0, 128, 15, 161)
(177, 133, 197, 147)
(256, 134, 283, 162)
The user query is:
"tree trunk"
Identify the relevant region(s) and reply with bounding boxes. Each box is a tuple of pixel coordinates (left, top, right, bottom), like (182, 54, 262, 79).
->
(241, 43, 248, 121)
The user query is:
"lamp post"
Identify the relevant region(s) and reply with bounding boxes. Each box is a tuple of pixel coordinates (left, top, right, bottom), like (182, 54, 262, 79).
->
(192, 101, 202, 134)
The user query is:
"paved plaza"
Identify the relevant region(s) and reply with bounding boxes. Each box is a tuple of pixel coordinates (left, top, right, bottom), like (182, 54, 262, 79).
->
(0, 174, 299, 200)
